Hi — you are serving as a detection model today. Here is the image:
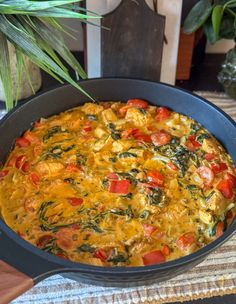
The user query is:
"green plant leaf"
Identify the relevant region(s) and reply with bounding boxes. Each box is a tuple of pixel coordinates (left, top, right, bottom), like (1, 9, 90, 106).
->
(203, 18, 218, 44)
(219, 13, 235, 39)
(15, 47, 24, 104)
(212, 5, 224, 39)
(0, 32, 13, 110)
(184, 0, 213, 34)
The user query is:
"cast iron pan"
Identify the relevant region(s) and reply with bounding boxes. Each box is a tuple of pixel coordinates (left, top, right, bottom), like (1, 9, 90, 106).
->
(0, 78, 235, 303)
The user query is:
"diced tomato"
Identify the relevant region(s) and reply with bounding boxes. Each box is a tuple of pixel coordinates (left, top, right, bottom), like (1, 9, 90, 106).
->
(66, 163, 79, 172)
(108, 180, 130, 195)
(156, 107, 171, 121)
(147, 171, 164, 187)
(107, 172, 119, 180)
(197, 166, 214, 187)
(7, 155, 18, 167)
(0, 170, 9, 180)
(211, 162, 228, 174)
(67, 197, 84, 206)
(216, 221, 224, 237)
(188, 135, 202, 148)
(15, 155, 26, 169)
(23, 131, 39, 143)
(204, 153, 215, 161)
(142, 223, 157, 237)
(135, 134, 152, 143)
(15, 137, 30, 148)
(21, 161, 30, 173)
(176, 232, 196, 250)
(167, 162, 177, 171)
(56, 228, 74, 250)
(121, 128, 139, 139)
(127, 99, 148, 109)
(30, 172, 40, 185)
(185, 140, 196, 152)
(151, 130, 171, 146)
(82, 121, 92, 133)
(34, 121, 41, 128)
(93, 249, 108, 261)
(142, 250, 166, 266)
(227, 173, 236, 188)
(226, 210, 234, 224)
(55, 253, 69, 259)
(162, 245, 171, 256)
(217, 179, 234, 199)
(37, 235, 53, 248)
(119, 105, 131, 117)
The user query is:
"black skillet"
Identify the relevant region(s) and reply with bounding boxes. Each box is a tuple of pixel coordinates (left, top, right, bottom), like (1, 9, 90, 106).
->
(0, 78, 235, 304)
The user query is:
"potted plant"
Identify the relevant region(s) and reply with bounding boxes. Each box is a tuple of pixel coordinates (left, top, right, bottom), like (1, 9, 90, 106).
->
(0, 0, 98, 111)
(184, 0, 236, 99)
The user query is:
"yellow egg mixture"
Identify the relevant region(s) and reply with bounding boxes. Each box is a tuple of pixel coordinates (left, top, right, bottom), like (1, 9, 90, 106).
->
(0, 99, 235, 266)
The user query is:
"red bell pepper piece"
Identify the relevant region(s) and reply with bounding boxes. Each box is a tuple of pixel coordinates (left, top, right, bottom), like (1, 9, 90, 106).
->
(67, 197, 84, 206)
(147, 171, 164, 187)
(211, 162, 227, 174)
(142, 250, 166, 266)
(176, 232, 196, 250)
(155, 107, 171, 121)
(16, 137, 30, 148)
(93, 249, 108, 261)
(108, 180, 130, 194)
(127, 99, 148, 109)
(217, 179, 234, 199)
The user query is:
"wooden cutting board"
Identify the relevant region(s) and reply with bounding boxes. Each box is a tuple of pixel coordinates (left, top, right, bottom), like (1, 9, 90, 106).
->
(101, 0, 165, 81)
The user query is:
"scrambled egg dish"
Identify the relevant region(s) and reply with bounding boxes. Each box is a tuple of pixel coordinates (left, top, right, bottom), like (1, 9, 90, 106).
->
(0, 99, 235, 266)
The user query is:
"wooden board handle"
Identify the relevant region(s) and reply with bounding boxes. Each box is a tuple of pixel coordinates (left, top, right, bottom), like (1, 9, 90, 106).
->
(0, 260, 33, 304)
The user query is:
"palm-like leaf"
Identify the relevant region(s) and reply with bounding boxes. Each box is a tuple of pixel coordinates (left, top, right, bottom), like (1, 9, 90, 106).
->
(0, 0, 100, 110)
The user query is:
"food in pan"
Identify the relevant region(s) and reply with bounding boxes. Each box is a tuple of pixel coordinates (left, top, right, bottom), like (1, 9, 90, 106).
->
(0, 99, 235, 267)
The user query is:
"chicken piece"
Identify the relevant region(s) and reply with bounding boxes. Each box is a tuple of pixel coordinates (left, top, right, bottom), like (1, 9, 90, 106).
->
(80, 103, 103, 115)
(94, 127, 108, 138)
(202, 138, 222, 154)
(199, 210, 213, 225)
(125, 108, 151, 127)
(112, 139, 134, 153)
(93, 136, 112, 152)
(102, 108, 118, 123)
(35, 161, 64, 176)
(207, 190, 227, 214)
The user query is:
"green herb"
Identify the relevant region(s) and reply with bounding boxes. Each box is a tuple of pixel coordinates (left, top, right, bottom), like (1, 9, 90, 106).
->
(186, 184, 203, 199)
(107, 248, 129, 265)
(82, 222, 103, 233)
(117, 172, 138, 185)
(107, 123, 121, 141)
(109, 157, 117, 163)
(196, 133, 210, 143)
(111, 132, 121, 140)
(139, 210, 150, 220)
(76, 153, 87, 166)
(138, 108, 146, 115)
(43, 126, 68, 142)
(77, 244, 95, 253)
(63, 145, 76, 152)
(121, 192, 133, 199)
(86, 114, 97, 121)
(129, 168, 140, 175)
(190, 123, 201, 135)
(148, 188, 163, 206)
(205, 191, 215, 201)
(119, 152, 137, 158)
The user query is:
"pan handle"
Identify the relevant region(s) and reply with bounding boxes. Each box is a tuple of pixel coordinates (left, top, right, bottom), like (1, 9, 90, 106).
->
(0, 228, 62, 303)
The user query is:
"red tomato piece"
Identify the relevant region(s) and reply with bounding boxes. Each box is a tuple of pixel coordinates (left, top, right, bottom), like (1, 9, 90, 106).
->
(188, 135, 202, 148)
(7, 155, 18, 167)
(156, 107, 171, 121)
(147, 171, 164, 187)
(197, 166, 214, 187)
(21, 161, 30, 173)
(227, 173, 236, 188)
(55, 253, 69, 259)
(176, 232, 196, 250)
(30, 172, 40, 185)
(121, 128, 139, 139)
(108, 180, 130, 194)
(167, 162, 177, 171)
(142, 250, 166, 266)
(217, 179, 234, 199)
(142, 223, 157, 237)
(93, 249, 108, 261)
(67, 197, 84, 206)
(211, 162, 228, 174)
(204, 153, 215, 161)
(151, 130, 171, 146)
(15, 137, 30, 148)
(66, 163, 79, 172)
(0, 170, 9, 180)
(185, 140, 196, 152)
(23, 131, 39, 143)
(162, 245, 171, 256)
(135, 134, 152, 143)
(107, 172, 119, 180)
(216, 221, 224, 237)
(82, 121, 92, 133)
(226, 210, 234, 225)
(127, 99, 148, 109)
(37, 235, 53, 248)
(15, 155, 26, 169)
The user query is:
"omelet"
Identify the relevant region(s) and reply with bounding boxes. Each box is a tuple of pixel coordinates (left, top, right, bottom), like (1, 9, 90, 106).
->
(0, 99, 235, 267)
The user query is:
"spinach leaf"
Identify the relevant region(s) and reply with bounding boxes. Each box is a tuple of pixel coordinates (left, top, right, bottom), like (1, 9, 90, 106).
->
(139, 210, 150, 220)
(43, 126, 69, 142)
(190, 123, 201, 135)
(119, 152, 137, 158)
(107, 123, 121, 140)
(107, 248, 129, 265)
(109, 156, 117, 163)
(77, 244, 95, 253)
(196, 133, 210, 143)
(148, 188, 163, 206)
(121, 192, 133, 199)
(82, 222, 103, 233)
(76, 153, 87, 166)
